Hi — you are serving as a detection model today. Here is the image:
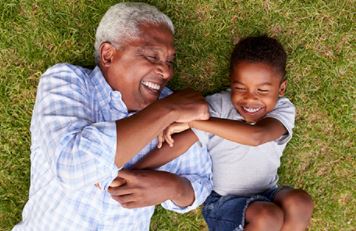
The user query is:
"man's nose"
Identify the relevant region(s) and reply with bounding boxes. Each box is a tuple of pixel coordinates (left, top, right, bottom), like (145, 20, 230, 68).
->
(156, 62, 172, 80)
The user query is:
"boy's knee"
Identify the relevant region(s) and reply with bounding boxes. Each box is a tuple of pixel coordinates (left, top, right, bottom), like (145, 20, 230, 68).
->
(282, 189, 314, 219)
(248, 202, 284, 231)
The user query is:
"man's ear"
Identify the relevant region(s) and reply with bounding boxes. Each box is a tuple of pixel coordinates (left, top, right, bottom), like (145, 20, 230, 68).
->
(279, 80, 287, 96)
(99, 42, 115, 67)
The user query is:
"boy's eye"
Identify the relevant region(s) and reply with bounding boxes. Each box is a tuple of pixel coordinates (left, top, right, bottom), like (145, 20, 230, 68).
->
(257, 89, 269, 94)
(234, 87, 246, 91)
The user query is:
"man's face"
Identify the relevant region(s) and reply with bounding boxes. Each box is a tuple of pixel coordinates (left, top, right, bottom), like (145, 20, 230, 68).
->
(101, 23, 175, 111)
(230, 61, 286, 123)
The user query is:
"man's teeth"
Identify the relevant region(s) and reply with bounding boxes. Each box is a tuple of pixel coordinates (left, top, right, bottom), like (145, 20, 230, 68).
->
(142, 81, 160, 90)
(243, 106, 262, 113)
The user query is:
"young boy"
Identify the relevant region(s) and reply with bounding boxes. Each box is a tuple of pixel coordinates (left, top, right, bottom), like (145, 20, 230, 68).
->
(128, 36, 314, 231)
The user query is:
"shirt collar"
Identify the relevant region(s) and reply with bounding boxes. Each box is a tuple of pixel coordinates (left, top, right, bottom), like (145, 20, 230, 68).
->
(90, 66, 128, 115)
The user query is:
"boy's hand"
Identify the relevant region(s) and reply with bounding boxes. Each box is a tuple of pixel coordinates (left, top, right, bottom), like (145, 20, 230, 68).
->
(157, 122, 190, 148)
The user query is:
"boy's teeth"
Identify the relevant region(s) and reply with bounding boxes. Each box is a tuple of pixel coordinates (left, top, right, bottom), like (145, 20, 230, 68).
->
(243, 106, 261, 113)
(142, 81, 160, 90)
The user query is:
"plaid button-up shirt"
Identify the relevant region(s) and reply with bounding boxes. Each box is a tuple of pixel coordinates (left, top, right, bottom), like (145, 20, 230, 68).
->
(13, 63, 212, 231)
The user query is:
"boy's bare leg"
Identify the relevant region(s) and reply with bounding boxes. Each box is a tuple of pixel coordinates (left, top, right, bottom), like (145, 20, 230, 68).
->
(274, 188, 314, 231)
(245, 201, 284, 231)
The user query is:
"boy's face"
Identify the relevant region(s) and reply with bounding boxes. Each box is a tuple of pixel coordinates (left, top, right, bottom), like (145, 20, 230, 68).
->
(230, 61, 287, 123)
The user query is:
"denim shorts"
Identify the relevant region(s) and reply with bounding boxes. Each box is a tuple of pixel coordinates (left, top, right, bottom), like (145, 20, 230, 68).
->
(202, 186, 291, 231)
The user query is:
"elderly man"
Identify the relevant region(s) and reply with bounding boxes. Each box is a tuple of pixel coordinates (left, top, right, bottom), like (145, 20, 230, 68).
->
(13, 2, 212, 230)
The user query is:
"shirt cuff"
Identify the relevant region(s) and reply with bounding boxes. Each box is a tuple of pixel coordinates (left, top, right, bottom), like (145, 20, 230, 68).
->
(160, 174, 211, 213)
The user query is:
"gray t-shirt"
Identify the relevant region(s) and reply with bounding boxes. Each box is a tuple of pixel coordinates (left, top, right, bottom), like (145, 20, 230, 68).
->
(193, 90, 296, 196)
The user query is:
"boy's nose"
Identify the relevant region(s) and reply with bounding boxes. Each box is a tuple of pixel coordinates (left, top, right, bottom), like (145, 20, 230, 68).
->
(243, 91, 258, 101)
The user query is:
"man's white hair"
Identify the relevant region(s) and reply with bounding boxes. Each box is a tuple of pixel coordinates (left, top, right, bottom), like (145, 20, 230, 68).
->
(94, 2, 174, 63)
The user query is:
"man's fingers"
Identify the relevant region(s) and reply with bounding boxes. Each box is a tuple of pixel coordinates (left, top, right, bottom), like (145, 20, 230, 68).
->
(108, 185, 134, 196)
(120, 201, 139, 209)
(112, 194, 136, 204)
(164, 89, 209, 123)
(199, 111, 210, 120)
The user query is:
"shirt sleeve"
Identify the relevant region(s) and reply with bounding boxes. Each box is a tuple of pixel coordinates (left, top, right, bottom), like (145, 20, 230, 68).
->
(159, 142, 213, 213)
(265, 97, 296, 145)
(33, 65, 119, 191)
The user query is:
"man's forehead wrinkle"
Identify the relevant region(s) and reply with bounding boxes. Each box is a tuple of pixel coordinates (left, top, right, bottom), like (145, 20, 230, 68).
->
(139, 44, 176, 58)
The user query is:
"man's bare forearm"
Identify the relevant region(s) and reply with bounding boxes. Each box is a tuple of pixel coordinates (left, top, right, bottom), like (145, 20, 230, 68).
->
(115, 100, 177, 167)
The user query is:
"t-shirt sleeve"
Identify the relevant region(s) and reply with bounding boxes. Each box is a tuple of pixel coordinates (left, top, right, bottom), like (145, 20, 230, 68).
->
(265, 97, 296, 145)
(191, 92, 223, 147)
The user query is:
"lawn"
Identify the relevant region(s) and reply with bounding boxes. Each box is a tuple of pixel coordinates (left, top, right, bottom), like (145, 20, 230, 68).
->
(0, 0, 354, 230)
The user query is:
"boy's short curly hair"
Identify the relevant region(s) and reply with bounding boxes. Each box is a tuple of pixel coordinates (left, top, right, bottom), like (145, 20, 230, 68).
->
(230, 35, 287, 79)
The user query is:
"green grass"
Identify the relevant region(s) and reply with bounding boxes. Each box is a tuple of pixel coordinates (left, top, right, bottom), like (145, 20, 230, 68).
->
(0, 0, 354, 230)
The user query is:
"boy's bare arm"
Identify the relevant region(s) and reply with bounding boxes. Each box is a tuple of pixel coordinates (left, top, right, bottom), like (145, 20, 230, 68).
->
(132, 129, 199, 170)
(190, 117, 286, 146)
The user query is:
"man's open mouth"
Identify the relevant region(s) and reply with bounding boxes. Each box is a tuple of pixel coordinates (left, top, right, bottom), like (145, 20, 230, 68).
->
(141, 81, 161, 92)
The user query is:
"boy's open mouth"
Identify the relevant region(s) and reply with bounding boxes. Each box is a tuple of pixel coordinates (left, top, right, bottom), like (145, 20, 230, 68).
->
(242, 106, 263, 114)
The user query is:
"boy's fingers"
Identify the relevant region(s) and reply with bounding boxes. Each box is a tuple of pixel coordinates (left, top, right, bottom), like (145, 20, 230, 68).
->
(157, 133, 164, 148)
(164, 133, 174, 147)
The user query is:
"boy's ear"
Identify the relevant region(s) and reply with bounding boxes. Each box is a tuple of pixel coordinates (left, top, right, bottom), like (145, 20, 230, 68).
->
(99, 42, 115, 67)
(278, 80, 287, 96)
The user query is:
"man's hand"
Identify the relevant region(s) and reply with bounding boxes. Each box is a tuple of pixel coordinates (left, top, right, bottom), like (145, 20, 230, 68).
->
(162, 89, 209, 123)
(157, 122, 190, 148)
(108, 169, 194, 208)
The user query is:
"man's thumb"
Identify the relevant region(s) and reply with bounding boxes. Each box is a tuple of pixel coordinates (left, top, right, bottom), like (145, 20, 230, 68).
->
(109, 176, 126, 187)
